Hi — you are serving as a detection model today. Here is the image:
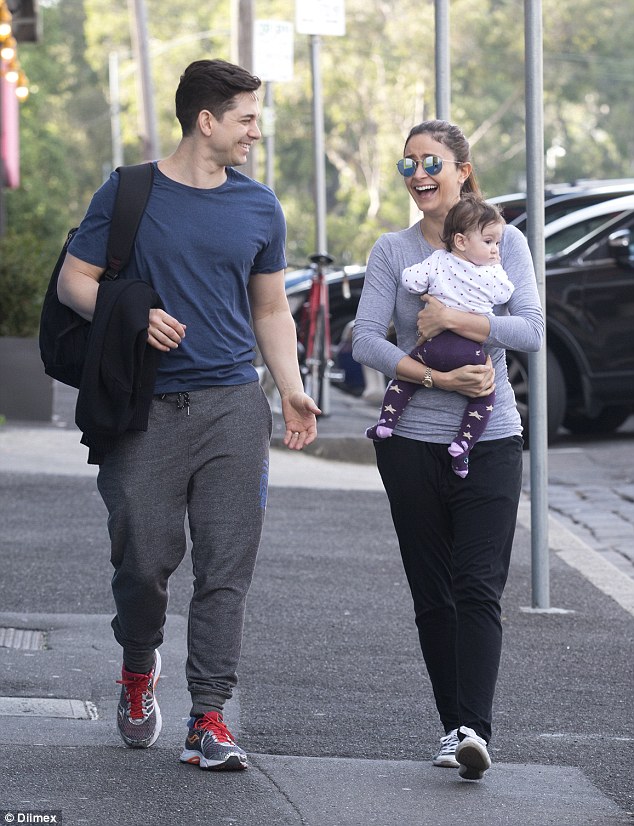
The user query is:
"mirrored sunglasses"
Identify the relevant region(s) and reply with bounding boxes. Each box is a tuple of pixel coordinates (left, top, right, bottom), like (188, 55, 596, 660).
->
(396, 155, 461, 177)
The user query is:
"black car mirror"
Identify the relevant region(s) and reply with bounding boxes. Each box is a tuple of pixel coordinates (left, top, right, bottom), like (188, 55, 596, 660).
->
(608, 228, 633, 266)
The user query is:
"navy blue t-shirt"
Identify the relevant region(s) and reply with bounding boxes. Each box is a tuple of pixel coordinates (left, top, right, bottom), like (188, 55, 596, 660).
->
(69, 163, 287, 393)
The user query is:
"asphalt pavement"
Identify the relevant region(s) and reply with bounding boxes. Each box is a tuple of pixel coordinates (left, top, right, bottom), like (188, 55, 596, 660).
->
(0, 381, 632, 825)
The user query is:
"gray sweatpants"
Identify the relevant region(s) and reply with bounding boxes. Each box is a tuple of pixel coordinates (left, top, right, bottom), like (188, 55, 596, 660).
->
(97, 382, 272, 716)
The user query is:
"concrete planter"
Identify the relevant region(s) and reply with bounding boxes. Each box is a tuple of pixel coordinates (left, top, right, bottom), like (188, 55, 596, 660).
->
(0, 337, 54, 422)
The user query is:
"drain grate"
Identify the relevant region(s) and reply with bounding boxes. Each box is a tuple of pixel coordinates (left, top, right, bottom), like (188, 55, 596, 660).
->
(0, 697, 98, 719)
(0, 627, 47, 650)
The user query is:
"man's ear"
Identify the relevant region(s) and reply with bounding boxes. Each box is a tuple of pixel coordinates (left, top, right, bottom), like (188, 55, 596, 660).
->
(198, 110, 215, 136)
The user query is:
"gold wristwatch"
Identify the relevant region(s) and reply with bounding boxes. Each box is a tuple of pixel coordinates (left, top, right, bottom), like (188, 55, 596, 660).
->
(422, 366, 434, 388)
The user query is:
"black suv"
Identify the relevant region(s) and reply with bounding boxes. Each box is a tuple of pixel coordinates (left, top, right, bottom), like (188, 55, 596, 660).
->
(489, 179, 634, 231)
(285, 192, 634, 441)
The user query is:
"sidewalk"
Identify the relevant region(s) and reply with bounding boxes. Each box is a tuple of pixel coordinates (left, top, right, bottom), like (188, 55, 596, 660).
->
(0, 383, 632, 824)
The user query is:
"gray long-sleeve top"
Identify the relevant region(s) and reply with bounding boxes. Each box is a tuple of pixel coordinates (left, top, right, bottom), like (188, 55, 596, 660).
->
(352, 222, 544, 443)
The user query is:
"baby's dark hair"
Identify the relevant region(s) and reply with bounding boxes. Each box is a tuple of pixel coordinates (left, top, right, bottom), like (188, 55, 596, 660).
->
(441, 193, 505, 251)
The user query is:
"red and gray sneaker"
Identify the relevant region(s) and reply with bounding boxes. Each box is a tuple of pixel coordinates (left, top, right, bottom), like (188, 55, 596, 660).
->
(116, 651, 162, 748)
(180, 711, 248, 771)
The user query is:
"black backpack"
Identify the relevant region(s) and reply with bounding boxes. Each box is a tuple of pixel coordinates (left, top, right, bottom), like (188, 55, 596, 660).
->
(39, 162, 154, 389)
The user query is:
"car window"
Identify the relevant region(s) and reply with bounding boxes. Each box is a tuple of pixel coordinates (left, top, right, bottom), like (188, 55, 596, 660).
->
(514, 201, 588, 231)
(545, 212, 622, 257)
(513, 193, 634, 232)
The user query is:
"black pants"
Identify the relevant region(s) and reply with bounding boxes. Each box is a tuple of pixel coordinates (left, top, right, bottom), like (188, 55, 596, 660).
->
(375, 434, 523, 742)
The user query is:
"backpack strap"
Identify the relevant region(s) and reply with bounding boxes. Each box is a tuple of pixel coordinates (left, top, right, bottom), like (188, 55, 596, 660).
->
(103, 162, 155, 281)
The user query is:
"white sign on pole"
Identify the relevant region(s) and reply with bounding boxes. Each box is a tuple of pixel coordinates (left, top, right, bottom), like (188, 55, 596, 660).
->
(296, 0, 346, 36)
(254, 20, 295, 82)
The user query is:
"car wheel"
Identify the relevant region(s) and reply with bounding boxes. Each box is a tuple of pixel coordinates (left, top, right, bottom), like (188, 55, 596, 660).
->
(506, 349, 566, 444)
(563, 404, 631, 435)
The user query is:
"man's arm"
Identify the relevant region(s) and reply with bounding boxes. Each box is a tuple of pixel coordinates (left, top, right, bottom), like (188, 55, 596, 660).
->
(57, 252, 186, 353)
(248, 271, 320, 449)
(57, 252, 103, 321)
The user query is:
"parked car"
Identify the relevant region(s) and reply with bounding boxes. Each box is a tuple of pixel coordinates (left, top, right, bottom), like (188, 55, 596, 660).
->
(489, 179, 634, 231)
(285, 193, 634, 440)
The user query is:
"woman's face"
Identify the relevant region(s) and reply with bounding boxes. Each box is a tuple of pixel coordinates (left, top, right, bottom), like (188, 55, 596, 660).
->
(402, 133, 471, 220)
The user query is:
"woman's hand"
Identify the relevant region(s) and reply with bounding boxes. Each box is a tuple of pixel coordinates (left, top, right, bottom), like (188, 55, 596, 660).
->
(148, 308, 187, 352)
(416, 294, 450, 340)
(417, 294, 491, 345)
(435, 356, 496, 398)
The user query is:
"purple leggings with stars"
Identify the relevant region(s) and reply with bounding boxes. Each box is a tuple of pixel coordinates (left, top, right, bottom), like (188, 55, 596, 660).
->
(365, 330, 494, 478)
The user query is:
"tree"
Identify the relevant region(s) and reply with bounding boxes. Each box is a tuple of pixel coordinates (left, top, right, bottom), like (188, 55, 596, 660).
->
(4, 0, 634, 274)
(1, 0, 113, 335)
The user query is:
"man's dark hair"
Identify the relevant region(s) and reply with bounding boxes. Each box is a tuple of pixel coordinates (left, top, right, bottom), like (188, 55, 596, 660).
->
(441, 193, 505, 251)
(175, 59, 261, 136)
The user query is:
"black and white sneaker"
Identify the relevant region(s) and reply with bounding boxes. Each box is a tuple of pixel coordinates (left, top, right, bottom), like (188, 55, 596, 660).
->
(455, 725, 491, 780)
(432, 728, 460, 767)
(116, 651, 162, 748)
(180, 712, 248, 771)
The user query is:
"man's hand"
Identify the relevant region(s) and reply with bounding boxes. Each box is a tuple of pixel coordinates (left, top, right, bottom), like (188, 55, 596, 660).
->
(281, 391, 321, 450)
(148, 308, 187, 352)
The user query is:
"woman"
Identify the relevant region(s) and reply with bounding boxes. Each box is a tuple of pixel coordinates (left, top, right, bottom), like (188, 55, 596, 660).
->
(352, 120, 543, 780)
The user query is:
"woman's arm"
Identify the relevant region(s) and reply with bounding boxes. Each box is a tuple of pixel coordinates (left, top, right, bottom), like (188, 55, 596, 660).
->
(353, 236, 494, 398)
(395, 352, 494, 397)
(352, 237, 407, 377)
(486, 226, 544, 352)
(416, 294, 491, 342)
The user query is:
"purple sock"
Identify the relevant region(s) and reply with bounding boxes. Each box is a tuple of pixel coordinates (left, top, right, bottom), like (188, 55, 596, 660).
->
(366, 421, 394, 441)
(448, 440, 469, 478)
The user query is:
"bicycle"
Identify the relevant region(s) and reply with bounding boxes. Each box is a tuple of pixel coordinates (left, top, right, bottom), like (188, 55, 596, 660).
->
(297, 252, 349, 415)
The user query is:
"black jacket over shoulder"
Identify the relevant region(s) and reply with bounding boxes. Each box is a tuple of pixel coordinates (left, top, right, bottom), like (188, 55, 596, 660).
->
(75, 279, 164, 464)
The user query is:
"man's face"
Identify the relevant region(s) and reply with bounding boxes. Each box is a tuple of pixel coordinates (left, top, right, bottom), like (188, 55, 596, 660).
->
(209, 92, 262, 167)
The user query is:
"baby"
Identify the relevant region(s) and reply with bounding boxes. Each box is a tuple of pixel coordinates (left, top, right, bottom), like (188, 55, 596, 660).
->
(366, 194, 514, 478)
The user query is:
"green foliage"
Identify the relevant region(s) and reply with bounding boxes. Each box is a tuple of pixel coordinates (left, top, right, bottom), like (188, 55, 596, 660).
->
(0, 229, 54, 337)
(3, 0, 633, 289)
(8, 0, 112, 234)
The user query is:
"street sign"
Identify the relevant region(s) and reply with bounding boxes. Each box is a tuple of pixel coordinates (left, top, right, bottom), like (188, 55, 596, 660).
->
(296, 0, 346, 36)
(253, 20, 294, 82)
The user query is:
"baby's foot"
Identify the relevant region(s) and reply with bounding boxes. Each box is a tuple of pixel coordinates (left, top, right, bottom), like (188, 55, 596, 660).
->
(366, 421, 394, 441)
(448, 441, 469, 478)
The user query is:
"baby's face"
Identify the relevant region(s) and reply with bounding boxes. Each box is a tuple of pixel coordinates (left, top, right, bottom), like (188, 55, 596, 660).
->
(461, 221, 504, 266)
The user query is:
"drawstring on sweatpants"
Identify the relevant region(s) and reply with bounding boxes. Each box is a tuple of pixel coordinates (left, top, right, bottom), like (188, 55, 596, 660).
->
(157, 392, 190, 415)
(176, 392, 190, 415)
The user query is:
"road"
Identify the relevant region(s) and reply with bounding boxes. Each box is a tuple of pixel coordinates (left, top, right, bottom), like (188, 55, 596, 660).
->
(0, 386, 632, 824)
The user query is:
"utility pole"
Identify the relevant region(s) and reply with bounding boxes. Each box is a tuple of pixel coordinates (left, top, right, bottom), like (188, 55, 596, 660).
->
(434, 0, 450, 119)
(109, 52, 124, 169)
(128, 0, 159, 161)
(263, 82, 275, 190)
(525, 0, 550, 610)
(309, 34, 327, 255)
(231, 0, 256, 179)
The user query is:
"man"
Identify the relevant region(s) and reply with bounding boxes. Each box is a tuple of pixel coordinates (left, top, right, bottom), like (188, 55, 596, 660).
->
(58, 59, 319, 770)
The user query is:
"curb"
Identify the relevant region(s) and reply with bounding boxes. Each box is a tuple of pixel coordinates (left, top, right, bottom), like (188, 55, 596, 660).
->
(270, 434, 376, 464)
